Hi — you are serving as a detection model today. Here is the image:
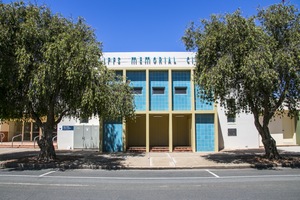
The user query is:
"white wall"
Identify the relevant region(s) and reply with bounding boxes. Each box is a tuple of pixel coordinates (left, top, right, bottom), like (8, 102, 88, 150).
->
(258, 113, 296, 146)
(57, 117, 99, 150)
(218, 106, 260, 149)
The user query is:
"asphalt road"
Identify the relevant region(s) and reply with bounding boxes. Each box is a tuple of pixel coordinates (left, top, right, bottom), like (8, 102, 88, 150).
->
(0, 168, 300, 200)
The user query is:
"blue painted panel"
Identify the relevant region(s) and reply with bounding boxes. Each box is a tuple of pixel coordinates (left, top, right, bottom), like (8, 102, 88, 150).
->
(103, 121, 123, 152)
(127, 71, 146, 111)
(149, 71, 168, 111)
(172, 71, 191, 110)
(195, 85, 214, 110)
(195, 114, 215, 152)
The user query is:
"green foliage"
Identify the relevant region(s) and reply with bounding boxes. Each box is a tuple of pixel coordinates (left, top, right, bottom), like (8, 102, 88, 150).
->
(183, 3, 300, 121)
(0, 1, 134, 125)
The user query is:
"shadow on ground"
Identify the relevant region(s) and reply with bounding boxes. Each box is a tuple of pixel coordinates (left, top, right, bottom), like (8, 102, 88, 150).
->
(0, 150, 145, 170)
(202, 149, 300, 169)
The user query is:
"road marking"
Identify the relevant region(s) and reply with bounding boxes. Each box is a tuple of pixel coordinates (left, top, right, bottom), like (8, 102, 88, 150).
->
(206, 169, 220, 178)
(166, 153, 176, 167)
(39, 170, 56, 177)
(150, 157, 153, 167)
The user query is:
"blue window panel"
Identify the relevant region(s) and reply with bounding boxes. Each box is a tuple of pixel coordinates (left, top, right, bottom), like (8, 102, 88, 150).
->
(195, 114, 215, 152)
(127, 71, 146, 111)
(172, 71, 191, 110)
(195, 85, 214, 110)
(149, 71, 168, 111)
(103, 121, 123, 152)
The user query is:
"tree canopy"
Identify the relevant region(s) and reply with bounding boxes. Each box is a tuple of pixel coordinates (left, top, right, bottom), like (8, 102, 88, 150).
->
(183, 3, 300, 159)
(0, 1, 134, 160)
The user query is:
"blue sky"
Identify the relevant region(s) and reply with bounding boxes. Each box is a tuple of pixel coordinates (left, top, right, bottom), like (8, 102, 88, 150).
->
(2, 0, 300, 52)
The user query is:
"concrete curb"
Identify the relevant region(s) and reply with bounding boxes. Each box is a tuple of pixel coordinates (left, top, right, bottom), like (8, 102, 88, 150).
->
(1, 161, 299, 170)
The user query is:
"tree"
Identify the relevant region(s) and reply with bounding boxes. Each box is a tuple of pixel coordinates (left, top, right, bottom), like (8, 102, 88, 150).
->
(0, 1, 134, 160)
(183, 3, 300, 159)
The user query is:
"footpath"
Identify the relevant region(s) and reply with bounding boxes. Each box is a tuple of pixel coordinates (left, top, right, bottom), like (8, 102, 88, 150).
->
(0, 147, 300, 170)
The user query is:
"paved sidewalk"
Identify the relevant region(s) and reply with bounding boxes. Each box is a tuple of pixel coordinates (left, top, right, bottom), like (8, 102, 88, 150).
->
(0, 147, 300, 170)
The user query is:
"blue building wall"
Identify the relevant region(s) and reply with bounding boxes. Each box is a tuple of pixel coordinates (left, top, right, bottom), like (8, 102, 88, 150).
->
(149, 71, 169, 111)
(195, 114, 215, 152)
(195, 85, 214, 110)
(103, 121, 123, 152)
(126, 71, 146, 111)
(172, 71, 191, 111)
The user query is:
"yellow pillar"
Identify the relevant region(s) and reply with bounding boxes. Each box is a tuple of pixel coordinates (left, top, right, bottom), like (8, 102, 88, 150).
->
(146, 69, 150, 152)
(146, 113, 150, 152)
(191, 69, 196, 152)
(191, 113, 196, 152)
(169, 114, 173, 152)
(168, 69, 173, 152)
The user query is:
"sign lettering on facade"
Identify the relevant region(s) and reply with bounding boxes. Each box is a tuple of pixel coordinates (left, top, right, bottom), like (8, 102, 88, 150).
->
(102, 52, 195, 67)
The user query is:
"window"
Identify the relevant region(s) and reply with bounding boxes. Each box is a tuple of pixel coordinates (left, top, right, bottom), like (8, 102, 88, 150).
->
(174, 87, 187, 94)
(228, 128, 237, 136)
(133, 87, 142, 94)
(152, 87, 165, 94)
(227, 115, 236, 123)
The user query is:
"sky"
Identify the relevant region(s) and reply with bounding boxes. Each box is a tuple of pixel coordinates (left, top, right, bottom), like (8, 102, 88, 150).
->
(2, 0, 300, 52)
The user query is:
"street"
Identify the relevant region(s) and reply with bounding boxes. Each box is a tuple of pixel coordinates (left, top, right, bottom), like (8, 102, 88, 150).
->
(0, 168, 300, 200)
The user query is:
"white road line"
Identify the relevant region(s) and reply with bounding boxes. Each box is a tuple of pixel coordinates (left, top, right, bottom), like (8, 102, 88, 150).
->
(150, 157, 153, 167)
(206, 169, 220, 178)
(39, 170, 56, 177)
(166, 153, 176, 167)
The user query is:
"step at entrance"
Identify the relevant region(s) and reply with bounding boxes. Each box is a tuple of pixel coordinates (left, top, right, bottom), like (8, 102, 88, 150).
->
(173, 146, 192, 152)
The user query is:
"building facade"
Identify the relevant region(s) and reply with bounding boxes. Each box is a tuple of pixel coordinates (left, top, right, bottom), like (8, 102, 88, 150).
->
(101, 52, 218, 152)
(56, 52, 300, 152)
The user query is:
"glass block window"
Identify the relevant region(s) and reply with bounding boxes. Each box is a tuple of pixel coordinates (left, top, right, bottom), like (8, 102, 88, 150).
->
(175, 87, 187, 94)
(152, 87, 165, 94)
(133, 87, 143, 95)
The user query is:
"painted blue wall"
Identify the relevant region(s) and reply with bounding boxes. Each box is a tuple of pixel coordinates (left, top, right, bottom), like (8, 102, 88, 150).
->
(195, 85, 214, 110)
(149, 71, 169, 111)
(126, 71, 146, 111)
(172, 71, 191, 110)
(195, 114, 215, 152)
(103, 121, 123, 152)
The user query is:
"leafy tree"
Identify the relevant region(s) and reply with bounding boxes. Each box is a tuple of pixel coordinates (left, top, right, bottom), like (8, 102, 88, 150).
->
(0, 1, 134, 160)
(183, 3, 300, 159)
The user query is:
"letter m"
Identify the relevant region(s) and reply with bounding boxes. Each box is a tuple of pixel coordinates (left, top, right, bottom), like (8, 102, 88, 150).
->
(145, 57, 151, 65)
(131, 57, 137, 65)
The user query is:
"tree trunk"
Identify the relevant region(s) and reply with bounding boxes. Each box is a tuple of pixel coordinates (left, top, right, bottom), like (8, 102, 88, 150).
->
(261, 135, 281, 159)
(256, 124, 281, 159)
(37, 126, 56, 161)
(253, 112, 281, 159)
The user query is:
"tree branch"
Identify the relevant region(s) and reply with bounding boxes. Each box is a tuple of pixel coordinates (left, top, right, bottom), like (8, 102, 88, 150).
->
(55, 109, 70, 124)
